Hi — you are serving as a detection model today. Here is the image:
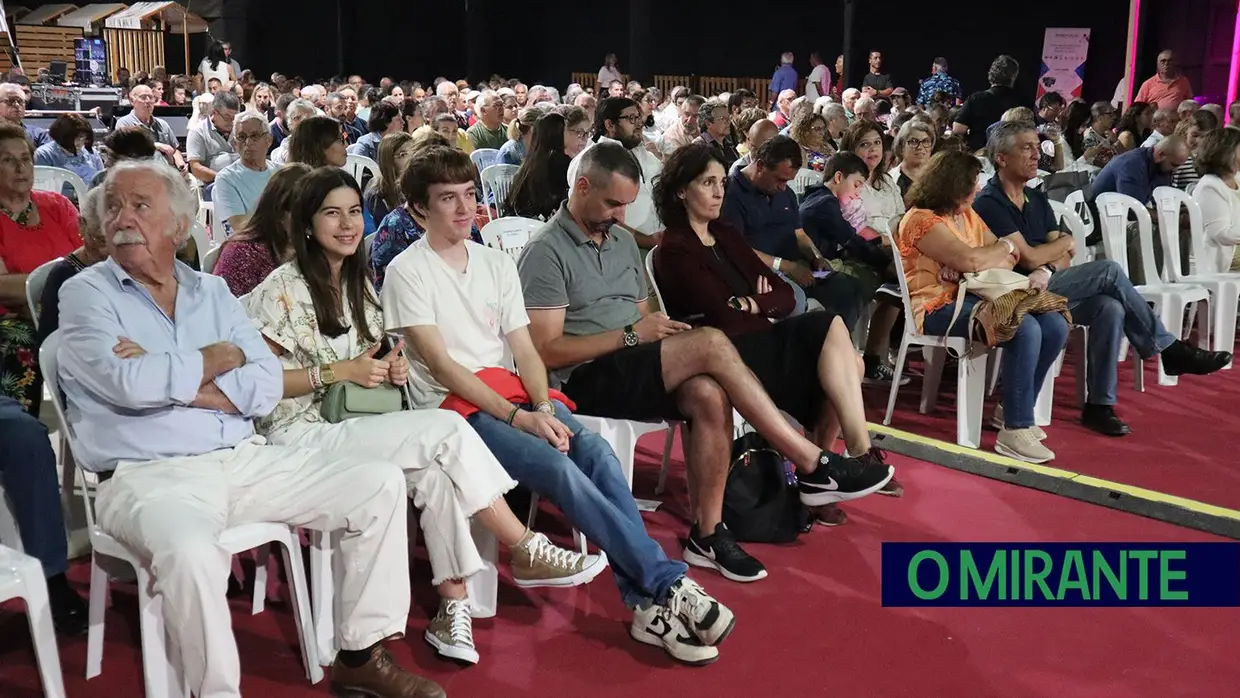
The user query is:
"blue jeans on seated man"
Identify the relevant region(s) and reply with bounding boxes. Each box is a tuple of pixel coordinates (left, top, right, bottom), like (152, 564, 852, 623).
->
(466, 401, 688, 609)
(1046, 259, 1176, 405)
(923, 295, 1069, 429)
(0, 396, 68, 577)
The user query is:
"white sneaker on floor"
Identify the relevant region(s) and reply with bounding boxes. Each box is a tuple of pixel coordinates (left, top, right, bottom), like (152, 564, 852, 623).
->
(630, 603, 719, 666)
(424, 598, 479, 665)
(995, 427, 1055, 464)
(991, 403, 1046, 440)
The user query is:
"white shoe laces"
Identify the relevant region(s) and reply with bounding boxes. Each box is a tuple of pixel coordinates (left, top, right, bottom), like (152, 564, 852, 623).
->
(443, 599, 474, 648)
(527, 533, 581, 570)
(668, 578, 710, 623)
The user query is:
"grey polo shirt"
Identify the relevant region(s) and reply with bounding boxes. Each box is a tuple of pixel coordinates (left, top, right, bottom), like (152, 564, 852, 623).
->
(114, 111, 179, 149)
(517, 204, 647, 387)
(186, 119, 238, 173)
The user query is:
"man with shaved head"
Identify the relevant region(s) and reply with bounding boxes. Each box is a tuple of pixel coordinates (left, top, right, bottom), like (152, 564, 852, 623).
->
(1141, 108, 1177, 148)
(730, 119, 779, 176)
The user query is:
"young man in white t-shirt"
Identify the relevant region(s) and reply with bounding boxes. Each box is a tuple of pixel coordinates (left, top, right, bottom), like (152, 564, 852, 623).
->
(805, 51, 831, 101)
(382, 146, 736, 666)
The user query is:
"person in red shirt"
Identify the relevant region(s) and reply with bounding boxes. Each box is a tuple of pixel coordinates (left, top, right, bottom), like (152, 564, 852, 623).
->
(1135, 50, 1194, 111)
(0, 123, 81, 412)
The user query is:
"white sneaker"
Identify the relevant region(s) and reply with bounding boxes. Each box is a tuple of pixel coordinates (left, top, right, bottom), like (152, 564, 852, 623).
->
(665, 577, 735, 646)
(424, 598, 479, 664)
(995, 427, 1055, 464)
(991, 403, 1045, 440)
(630, 603, 719, 666)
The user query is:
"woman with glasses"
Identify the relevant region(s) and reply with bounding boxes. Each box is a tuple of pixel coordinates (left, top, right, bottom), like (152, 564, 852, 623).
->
(505, 112, 572, 220)
(788, 110, 831, 172)
(554, 104, 591, 158)
(893, 118, 937, 198)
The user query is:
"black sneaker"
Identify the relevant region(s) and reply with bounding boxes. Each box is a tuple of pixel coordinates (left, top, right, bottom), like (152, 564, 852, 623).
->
(798, 451, 894, 506)
(1081, 403, 1130, 436)
(863, 355, 911, 386)
(864, 448, 904, 497)
(682, 523, 767, 583)
(1161, 340, 1232, 376)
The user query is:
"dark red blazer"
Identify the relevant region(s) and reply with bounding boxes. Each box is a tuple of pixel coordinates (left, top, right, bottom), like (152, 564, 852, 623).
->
(653, 219, 796, 336)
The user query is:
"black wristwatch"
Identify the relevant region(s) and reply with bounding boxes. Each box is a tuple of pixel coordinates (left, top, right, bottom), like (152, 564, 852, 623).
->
(623, 324, 639, 347)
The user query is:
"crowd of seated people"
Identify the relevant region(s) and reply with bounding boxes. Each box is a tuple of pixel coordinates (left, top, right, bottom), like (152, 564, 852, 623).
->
(7, 44, 1240, 697)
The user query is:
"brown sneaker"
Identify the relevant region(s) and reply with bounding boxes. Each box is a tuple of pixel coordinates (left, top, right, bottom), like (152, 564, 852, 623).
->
(330, 644, 446, 698)
(509, 531, 608, 588)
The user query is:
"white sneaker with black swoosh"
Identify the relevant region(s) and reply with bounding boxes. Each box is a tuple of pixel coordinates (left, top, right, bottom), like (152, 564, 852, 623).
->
(797, 451, 894, 505)
(630, 602, 719, 666)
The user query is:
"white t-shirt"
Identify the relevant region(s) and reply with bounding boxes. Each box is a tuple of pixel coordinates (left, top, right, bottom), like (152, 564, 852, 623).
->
(380, 237, 529, 409)
(806, 64, 829, 100)
(566, 136, 663, 235)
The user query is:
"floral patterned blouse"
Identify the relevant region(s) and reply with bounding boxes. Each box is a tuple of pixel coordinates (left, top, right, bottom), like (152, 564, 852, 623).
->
(245, 262, 384, 436)
(369, 205, 483, 293)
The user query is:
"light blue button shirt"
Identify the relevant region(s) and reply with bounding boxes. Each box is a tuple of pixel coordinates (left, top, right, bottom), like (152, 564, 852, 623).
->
(57, 257, 284, 472)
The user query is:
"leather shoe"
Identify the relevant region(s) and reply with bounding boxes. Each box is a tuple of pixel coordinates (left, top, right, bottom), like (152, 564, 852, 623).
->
(1081, 404, 1130, 437)
(331, 644, 446, 698)
(47, 575, 88, 636)
(1161, 341, 1231, 376)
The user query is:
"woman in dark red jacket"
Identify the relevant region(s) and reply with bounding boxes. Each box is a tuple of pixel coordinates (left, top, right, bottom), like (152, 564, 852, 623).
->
(651, 143, 900, 504)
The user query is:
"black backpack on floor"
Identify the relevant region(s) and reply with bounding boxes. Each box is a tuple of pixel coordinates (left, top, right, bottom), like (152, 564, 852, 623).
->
(721, 432, 811, 543)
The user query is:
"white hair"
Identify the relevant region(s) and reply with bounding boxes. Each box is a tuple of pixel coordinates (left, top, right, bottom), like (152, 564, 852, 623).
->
(1178, 99, 1199, 113)
(781, 52, 794, 65)
(79, 186, 106, 241)
(778, 89, 796, 101)
(436, 81, 457, 97)
(233, 110, 270, 134)
(286, 98, 317, 119)
(97, 159, 198, 244)
(813, 96, 836, 115)
(842, 88, 861, 100)
(475, 90, 501, 111)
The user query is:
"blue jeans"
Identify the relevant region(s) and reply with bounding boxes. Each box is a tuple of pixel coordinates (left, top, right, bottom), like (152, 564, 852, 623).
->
(1047, 260, 1177, 406)
(0, 396, 67, 577)
(466, 401, 687, 608)
(924, 296, 1069, 428)
(775, 270, 809, 316)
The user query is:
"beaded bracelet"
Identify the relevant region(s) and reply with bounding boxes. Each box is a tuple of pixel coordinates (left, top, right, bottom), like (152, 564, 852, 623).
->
(506, 405, 521, 425)
(309, 365, 323, 390)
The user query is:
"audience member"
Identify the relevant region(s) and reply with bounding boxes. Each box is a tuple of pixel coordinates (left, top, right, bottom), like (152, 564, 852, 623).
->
(466, 91, 507, 150)
(34, 113, 103, 195)
(288, 115, 349, 168)
(918, 57, 961, 107)
(805, 52, 832, 101)
(1140, 108, 1176, 148)
(1080, 101, 1119, 168)
(1171, 109, 1214, 190)
(57, 158, 445, 698)
(212, 111, 275, 235)
(692, 100, 740, 168)
(347, 101, 402, 161)
(1178, 99, 1200, 122)
(364, 131, 415, 224)
(1192, 127, 1240, 272)
(787, 109, 830, 172)
(898, 149, 1070, 462)
(1115, 102, 1153, 151)
(770, 89, 795, 128)
(893, 118, 937, 196)
(507, 112, 572, 220)
(198, 40, 237, 91)
(1134, 50, 1194, 111)
(729, 118, 778, 176)
(213, 163, 311, 296)
(769, 52, 797, 108)
(0, 82, 48, 147)
(187, 91, 241, 186)
(861, 50, 894, 98)
(36, 187, 106, 343)
(113, 83, 183, 168)
(975, 121, 1228, 436)
(658, 94, 706, 155)
(269, 98, 317, 166)
(499, 106, 541, 166)
(555, 104, 591, 157)
(952, 55, 1023, 152)
(519, 142, 893, 583)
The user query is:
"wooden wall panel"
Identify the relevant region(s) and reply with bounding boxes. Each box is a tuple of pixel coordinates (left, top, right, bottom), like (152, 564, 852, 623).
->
(103, 28, 165, 82)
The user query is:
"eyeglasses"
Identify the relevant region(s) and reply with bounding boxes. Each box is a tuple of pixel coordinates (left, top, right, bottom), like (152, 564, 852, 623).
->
(617, 114, 642, 125)
(907, 137, 932, 150)
(568, 128, 590, 140)
(235, 132, 268, 144)
(0, 97, 25, 107)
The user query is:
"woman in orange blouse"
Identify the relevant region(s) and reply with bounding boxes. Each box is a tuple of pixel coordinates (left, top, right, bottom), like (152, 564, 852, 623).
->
(896, 150, 1067, 464)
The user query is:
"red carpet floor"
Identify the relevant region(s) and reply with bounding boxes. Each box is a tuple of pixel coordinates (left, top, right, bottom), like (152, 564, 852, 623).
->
(864, 343, 1240, 512)
(1, 449, 1235, 698)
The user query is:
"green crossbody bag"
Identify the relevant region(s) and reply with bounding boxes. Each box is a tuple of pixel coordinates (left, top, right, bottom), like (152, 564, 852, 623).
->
(320, 382, 404, 423)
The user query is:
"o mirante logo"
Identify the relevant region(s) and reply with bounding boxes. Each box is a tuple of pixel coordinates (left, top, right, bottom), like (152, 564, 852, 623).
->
(881, 543, 1240, 607)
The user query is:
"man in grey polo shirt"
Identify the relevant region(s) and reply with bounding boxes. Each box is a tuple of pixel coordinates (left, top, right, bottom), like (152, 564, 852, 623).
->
(187, 91, 240, 188)
(114, 84, 186, 172)
(519, 143, 892, 585)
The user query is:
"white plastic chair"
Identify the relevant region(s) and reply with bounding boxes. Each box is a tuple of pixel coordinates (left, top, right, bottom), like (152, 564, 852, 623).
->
(33, 166, 88, 203)
(1153, 186, 1238, 368)
(39, 331, 323, 695)
(1063, 189, 1098, 261)
(470, 148, 500, 172)
(1094, 192, 1210, 387)
(479, 216, 542, 260)
(188, 221, 212, 270)
(25, 257, 60, 330)
(480, 164, 520, 220)
(789, 168, 823, 198)
(345, 154, 379, 185)
(881, 233, 992, 448)
(201, 244, 224, 275)
(0, 544, 66, 698)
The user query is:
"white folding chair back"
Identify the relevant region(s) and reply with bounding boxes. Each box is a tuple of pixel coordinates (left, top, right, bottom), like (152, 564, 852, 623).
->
(0, 545, 66, 697)
(1063, 189, 1093, 235)
(1094, 192, 1211, 386)
(881, 232, 991, 448)
(470, 148, 500, 172)
(480, 164, 520, 219)
(25, 257, 60, 330)
(189, 221, 212, 268)
(644, 245, 667, 310)
(0, 483, 20, 552)
(201, 244, 224, 275)
(789, 168, 823, 198)
(479, 216, 540, 260)
(33, 166, 88, 203)
(1047, 200, 1092, 266)
(40, 331, 323, 692)
(345, 154, 379, 184)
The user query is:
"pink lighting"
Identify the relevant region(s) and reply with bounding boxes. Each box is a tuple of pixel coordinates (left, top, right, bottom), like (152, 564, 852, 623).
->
(1125, 0, 1142, 106)
(1228, 0, 1240, 120)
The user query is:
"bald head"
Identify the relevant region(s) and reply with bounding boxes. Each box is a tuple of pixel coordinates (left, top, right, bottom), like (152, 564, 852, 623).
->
(1153, 134, 1190, 172)
(748, 119, 779, 152)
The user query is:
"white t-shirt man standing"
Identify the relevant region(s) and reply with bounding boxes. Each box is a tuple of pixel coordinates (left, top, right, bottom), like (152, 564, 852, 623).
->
(806, 53, 831, 101)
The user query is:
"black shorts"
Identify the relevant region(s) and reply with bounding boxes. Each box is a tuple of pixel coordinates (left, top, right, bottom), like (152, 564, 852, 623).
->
(730, 311, 835, 428)
(561, 341, 685, 422)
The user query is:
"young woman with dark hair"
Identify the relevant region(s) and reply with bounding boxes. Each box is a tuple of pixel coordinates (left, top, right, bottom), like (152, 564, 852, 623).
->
(245, 166, 602, 666)
(505, 112, 571, 220)
(213, 163, 312, 296)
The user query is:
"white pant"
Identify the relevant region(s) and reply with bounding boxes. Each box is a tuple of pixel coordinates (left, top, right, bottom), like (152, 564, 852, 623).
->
(96, 437, 410, 698)
(271, 409, 516, 586)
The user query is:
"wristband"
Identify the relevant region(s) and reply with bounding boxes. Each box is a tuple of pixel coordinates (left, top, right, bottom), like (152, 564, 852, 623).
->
(1001, 239, 1016, 255)
(506, 405, 521, 425)
(772, 256, 782, 271)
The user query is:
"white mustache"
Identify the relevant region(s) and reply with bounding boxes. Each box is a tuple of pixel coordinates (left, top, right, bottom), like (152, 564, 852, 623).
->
(111, 230, 146, 245)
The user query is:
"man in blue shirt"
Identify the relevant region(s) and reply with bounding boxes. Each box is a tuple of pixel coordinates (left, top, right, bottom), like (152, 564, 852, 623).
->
(769, 52, 798, 109)
(974, 122, 1229, 436)
(57, 160, 445, 698)
(1091, 136, 1187, 206)
(917, 57, 962, 107)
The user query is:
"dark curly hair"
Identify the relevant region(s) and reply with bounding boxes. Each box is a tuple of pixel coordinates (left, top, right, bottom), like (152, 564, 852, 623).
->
(905, 150, 981, 215)
(652, 142, 728, 226)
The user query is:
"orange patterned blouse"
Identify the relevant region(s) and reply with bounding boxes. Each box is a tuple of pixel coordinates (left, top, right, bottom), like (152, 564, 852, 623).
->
(896, 207, 991, 332)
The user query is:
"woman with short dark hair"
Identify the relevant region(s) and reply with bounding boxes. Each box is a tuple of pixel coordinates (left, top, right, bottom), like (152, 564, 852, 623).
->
(289, 115, 349, 168)
(899, 150, 1068, 462)
(35, 113, 103, 191)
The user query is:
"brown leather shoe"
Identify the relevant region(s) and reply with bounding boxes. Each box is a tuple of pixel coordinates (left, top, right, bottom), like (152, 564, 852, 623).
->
(330, 644, 446, 698)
